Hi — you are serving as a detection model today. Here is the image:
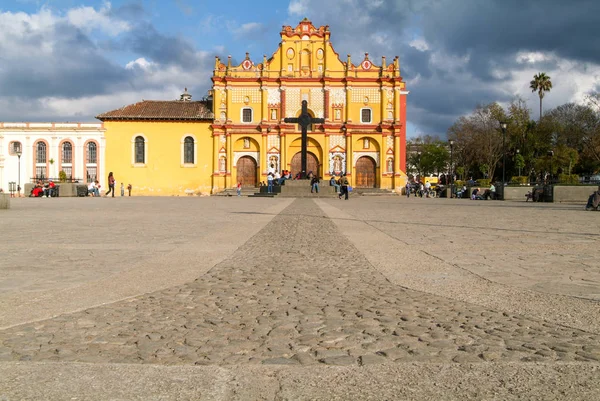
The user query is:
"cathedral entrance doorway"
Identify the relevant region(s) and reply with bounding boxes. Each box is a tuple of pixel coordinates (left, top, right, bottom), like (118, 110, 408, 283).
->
(237, 156, 257, 187)
(355, 156, 376, 188)
(291, 152, 319, 177)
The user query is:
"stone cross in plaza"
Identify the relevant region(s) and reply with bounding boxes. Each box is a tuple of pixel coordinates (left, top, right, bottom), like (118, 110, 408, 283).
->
(284, 100, 324, 179)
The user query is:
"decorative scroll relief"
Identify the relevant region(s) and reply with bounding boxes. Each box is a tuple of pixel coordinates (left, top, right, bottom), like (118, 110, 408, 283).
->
(310, 88, 325, 118)
(329, 152, 346, 175)
(268, 134, 280, 150)
(353, 151, 380, 167)
(231, 88, 261, 103)
(267, 88, 281, 105)
(329, 135, 346, 149)
(352, 88, 380, 103)
(234, 152, 259, 166)
(285, 88, 301, 118)
(330, 88, 346, 106)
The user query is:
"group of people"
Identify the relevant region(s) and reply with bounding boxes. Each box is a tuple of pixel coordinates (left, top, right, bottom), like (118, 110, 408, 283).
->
(87, 172, 132, 197)
(404, 180, 434, 198)
(30, 180, 57, 197)
(329, 173, 350, 200)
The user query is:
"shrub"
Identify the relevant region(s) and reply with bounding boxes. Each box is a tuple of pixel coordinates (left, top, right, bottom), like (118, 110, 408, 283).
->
(58, 170, 67, 183)
(478, 179, 490, 187)
(558, 174, 579, 185)
(511, 176, 528, 185)
(455, 180, 465, 188)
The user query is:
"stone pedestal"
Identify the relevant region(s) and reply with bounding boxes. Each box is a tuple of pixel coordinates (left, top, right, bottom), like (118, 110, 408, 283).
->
(0, 193, 10, 209)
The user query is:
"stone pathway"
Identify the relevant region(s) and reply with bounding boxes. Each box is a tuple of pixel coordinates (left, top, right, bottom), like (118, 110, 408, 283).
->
(1, 199, 599, 366)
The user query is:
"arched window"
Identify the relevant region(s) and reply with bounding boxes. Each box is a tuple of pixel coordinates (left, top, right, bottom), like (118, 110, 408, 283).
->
(36, 142, 47, 163)
(62, 142, 72, 163)
(184, 136, 194, 164)
(85, 141, 98, 182)
(35, 141, 47, 179)
(61, 142, 73, 179)
(135, 136, 145, 164)
(87, 142, 97, 164)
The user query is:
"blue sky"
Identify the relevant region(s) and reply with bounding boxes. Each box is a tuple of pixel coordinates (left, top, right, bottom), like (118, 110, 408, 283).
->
(1, 0, 599, 137)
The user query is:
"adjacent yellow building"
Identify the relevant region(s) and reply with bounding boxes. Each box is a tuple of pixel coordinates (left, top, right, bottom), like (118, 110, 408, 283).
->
(98, 19, 409, 196)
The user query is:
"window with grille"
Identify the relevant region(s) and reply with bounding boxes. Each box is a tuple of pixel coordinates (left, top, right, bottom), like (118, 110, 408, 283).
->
(35, 166, 47, 180)
(361, 108, 372, 123)
(61, 167, 73, 179)
(9, 141, 22, 156)
(87, 142, 97, 163)
(36, 142, 47, 163)
(86, 166, 97, 182)
(242, 108, 252, 123)
(184, 136, 194, 164)
(135, 136, 145, 164)
(62, 142, 73, 163)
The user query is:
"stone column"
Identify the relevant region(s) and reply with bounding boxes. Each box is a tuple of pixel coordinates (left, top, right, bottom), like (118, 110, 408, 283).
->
(226, 133, 232, 188)
(212, 131, 220, 192)
(280, 132, 287, 172)
(261, 132, 268, 176)
(345, 131, 353, 180)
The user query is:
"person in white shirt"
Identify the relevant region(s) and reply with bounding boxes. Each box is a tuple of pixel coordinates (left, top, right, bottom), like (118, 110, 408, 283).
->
(88, 181, 100, 197)
(424, 181, 431, 197)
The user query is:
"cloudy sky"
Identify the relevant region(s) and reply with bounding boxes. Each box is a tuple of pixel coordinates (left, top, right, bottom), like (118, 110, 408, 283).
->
(1, 0, 599, 137)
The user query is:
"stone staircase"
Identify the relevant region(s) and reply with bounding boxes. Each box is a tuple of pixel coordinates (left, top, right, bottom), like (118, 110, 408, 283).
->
(214, 181, 397, 198)
(249, 180, 337, 198)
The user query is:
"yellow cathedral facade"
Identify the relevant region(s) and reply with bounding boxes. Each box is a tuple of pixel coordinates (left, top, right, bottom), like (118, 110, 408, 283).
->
(97, 19, 409, 196)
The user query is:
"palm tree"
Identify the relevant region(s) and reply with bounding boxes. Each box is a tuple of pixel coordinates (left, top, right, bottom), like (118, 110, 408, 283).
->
(530, 72, 552, 121)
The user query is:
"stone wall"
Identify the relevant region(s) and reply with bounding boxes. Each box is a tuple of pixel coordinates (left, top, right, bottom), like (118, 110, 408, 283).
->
(0, 193, 9, 209)
(554, 186, 598, 203)
(23, 183, 84, 197)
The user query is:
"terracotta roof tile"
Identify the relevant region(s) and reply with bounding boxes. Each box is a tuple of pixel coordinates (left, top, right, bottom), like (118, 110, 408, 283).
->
(96, 100, 213, 121)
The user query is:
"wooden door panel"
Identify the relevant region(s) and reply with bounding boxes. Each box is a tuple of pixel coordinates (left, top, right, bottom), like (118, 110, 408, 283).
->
(356, 157, 376, 188)
(237, 156, 257, 187)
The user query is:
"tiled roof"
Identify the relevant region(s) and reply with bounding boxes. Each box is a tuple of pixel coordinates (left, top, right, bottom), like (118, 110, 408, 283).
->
(96, 100, 213, 121)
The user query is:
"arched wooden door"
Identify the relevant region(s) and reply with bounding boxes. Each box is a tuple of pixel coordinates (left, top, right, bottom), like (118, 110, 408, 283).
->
(355, 156, 376, 188)
(237, 156, 257, 187)
(291, 152, 319, 177)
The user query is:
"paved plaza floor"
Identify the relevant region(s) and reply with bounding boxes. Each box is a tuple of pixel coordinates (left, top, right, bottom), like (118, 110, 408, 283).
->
(0, 196, 599, 400)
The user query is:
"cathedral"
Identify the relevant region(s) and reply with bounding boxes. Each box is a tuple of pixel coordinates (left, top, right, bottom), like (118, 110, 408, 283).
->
(97, 19, 409, 196)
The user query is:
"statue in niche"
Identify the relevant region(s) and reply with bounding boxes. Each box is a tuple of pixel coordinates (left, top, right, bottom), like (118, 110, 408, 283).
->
(333, 155, 342, 173)
(219, 156, 226, 172)
(387, 158, 393, 173)
(244, 138, 250, 149)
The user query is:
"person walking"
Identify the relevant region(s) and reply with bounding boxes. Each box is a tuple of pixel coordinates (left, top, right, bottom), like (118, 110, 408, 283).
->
(405, 181, 411, 198)
(267, 173, 274, 193)
(237, 181, 242, 196)
(339, 173, 349, 200)
(105, 172, 116, 197)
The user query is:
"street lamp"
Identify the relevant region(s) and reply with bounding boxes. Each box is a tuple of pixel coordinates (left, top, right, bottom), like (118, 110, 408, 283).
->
(449, 139, 454, 198)
(547, 150, 554, 183)
(15, 148, 22, 197)
(516, 149, 521, 177)
(499, 122, 507, 186)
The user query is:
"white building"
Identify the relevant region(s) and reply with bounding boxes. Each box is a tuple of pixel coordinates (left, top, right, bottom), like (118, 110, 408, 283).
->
(0, 122, 106, 195)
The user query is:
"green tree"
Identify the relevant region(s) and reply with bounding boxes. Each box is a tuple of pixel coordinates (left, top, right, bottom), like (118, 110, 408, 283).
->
(514, 153, 525, 177)
(530, 72, 552, 121)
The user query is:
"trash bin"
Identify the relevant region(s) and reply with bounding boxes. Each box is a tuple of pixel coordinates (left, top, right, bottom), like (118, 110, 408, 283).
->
(543, 185, 554, 203)
(494, 182, 504, 200)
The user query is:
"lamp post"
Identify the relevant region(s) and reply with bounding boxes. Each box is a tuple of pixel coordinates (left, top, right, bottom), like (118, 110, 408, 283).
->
(16, 148, 22, 197)
(499, 122, 507, 186)
(449, 139, 454, 198)
(516, 149, 521, 177)
(547, 150, 554, 184)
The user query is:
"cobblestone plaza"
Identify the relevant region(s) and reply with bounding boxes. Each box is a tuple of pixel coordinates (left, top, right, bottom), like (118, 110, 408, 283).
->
(0, 196, 599, 400)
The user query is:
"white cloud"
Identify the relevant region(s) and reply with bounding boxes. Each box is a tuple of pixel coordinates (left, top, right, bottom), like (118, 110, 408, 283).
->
(125, 58, 156, 71)
(288, 0, 308, 16)
(409, 38, 429, 52)
(66, 2, 130, 36)
(234, 22, 263, 35)
(516, 51, 550, 64)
